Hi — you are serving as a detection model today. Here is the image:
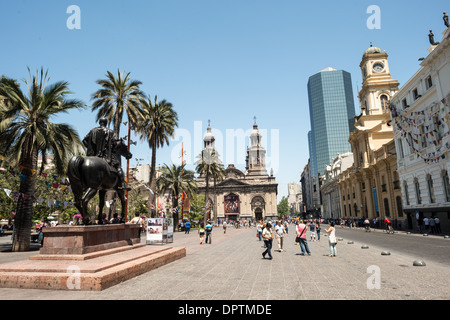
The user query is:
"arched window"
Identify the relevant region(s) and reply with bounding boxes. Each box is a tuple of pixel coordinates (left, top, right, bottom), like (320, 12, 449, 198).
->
(380, 95, 389, 112)
(396, 196, 403, 217)
(443, 171, 450, 202)
(404, 181, 410, 205)
(414, 178, 422, 205)
(426, 174, 435, 203)
(384, 198, 390, 217)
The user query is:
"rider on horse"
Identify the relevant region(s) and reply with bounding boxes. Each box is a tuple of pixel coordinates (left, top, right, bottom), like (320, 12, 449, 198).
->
(82, 117, 131, 191)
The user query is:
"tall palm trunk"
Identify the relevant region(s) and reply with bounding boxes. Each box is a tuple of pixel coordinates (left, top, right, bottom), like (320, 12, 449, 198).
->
(148, 137, 157, 217)
(204, 171, 210, 226)
(172, 189, 179, 231)
(12, 142, 37, 252)
(213, 177, 218, 224)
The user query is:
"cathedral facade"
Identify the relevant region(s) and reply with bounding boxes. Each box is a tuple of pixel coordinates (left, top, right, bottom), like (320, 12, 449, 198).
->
(196, 121, 278, 222)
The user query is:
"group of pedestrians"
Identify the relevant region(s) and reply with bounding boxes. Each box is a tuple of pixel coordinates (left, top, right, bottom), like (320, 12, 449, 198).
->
(260, 219, 338, 260)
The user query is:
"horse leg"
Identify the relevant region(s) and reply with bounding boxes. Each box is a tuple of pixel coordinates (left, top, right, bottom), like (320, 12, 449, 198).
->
(70, 182, 85, 223)
(97, 190, 106, 225)
(82, 187, 98, 225)
(116, 189, 126, 223)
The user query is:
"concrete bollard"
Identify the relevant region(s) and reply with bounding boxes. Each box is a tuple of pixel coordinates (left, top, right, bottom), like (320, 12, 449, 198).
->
(413, 260, 426, 267)
(381, 251, 391, 255)
(361, 245, 369, 249)
(347, 241, 354, 244)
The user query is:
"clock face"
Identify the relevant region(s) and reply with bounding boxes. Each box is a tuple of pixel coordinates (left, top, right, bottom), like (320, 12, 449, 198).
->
(373, 62, 384, 73)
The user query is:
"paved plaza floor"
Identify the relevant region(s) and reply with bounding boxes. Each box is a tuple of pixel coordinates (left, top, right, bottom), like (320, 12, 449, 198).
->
(0, 224, 449, 301)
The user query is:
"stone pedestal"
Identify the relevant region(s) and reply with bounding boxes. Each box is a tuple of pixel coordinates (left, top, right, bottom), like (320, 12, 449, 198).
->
(0, 224, 186, 291)
(40, 224, 140, 255)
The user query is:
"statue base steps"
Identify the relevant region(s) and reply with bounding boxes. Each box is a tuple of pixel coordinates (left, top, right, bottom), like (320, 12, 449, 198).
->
(0, 225, 186, 291)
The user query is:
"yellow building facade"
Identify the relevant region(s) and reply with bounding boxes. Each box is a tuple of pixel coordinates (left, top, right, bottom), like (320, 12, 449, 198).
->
(337, 46, 405, 226)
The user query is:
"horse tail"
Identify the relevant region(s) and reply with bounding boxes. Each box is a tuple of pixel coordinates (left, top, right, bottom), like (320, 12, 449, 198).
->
(67, 156, 84, 183)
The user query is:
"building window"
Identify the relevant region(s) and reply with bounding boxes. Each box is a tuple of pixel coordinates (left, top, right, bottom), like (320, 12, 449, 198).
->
(404, 181, 410, 206)
(426, 76, 433, 90)
(413, 88, 420, 100)
(397, 138, 404, 159)
(427, 174, 435, 203)
(402, 98, 408, 109)
(414, 179, 422, 205)
(420, 126, 427, 148)
(396, 196, 403, 217)
(443, 171, 450, 202)
(384, 198, 390, 217)
(380, 95, 389, 112)
(433, 114, 442, 141)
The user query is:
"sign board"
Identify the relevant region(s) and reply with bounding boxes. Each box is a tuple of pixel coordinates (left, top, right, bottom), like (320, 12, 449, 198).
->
(146, 218, 173, 245)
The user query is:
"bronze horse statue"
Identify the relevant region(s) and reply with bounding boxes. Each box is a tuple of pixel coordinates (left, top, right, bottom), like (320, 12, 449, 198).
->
(67, 139, 132, 225)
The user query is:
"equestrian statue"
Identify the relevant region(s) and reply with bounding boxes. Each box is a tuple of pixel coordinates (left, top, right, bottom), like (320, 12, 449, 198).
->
(67, 117, 132, 225)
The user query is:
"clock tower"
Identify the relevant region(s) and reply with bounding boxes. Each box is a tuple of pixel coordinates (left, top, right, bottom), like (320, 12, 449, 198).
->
(359, 45, 399, 115)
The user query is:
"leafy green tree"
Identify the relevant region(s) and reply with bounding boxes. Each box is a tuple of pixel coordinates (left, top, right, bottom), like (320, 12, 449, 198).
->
(135, 96, 178, 217)
(0, 69, 85, 252)
(277, 196, 289, 219)
(91, 70, 144, 220)
(91, 70, 144, 138)
(195, 148, 224, 225)
(156, 163, 196, 229)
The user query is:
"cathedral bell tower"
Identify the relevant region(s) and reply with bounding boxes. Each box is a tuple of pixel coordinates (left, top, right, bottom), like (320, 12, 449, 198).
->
(246, 119, 268, 176)
(359, 44, 399, 116)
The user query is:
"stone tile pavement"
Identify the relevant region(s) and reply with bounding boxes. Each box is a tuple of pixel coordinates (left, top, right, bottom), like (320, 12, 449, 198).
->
(0, 224, 449, 300)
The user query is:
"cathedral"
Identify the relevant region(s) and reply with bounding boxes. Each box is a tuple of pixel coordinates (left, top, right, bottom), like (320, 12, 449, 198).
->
(195, 120, 278, 222)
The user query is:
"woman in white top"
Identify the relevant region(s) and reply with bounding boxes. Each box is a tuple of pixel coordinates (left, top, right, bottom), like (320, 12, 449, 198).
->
(261, 222, 273, 260)
(325, 221, 337, 257)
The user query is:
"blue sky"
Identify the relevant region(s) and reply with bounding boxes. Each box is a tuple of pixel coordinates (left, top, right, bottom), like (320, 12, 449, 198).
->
(1, 0, 449, 201)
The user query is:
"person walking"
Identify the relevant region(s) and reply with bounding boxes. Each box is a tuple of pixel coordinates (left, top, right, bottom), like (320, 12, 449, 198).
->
(309, 221, 316, 241)
(205, 221, 213, 244)
(262, 222, 273, 260)
(325, 221, 337, 257)
(296, 220, 311, 256)
(435, 216, 441, 233)
(185, 220, 191, 234)
(257, 221, 264, 241)
(429, 217, 436, 234)
(274, 220, 287, 252)
(222, 220, 227, 234)
(198, 223, 205, 245)
(316, 221, 321, 242)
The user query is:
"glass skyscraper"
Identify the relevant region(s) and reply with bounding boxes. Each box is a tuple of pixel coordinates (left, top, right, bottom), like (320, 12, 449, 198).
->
(307, 67, 355, 179)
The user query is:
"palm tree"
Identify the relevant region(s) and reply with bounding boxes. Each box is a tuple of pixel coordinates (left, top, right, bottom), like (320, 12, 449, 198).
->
(91, 70, 144, 138)
(135, 95, 178, 217)
(211, 162, 225, 224)
(0, 69, 85, 252)
(195, 148, 224, 225)
(156, 163, 196, 229)
(91, 70, 144, 221)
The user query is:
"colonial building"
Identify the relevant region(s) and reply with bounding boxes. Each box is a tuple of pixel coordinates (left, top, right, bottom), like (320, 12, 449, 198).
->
(321, 152, 353, 219)
(338, 45, 404, 226)
(196, 121, 278, 222)
(300, 159, 314, 215)
(390, 22, 450, 232)
(288, 182, 302, 214)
